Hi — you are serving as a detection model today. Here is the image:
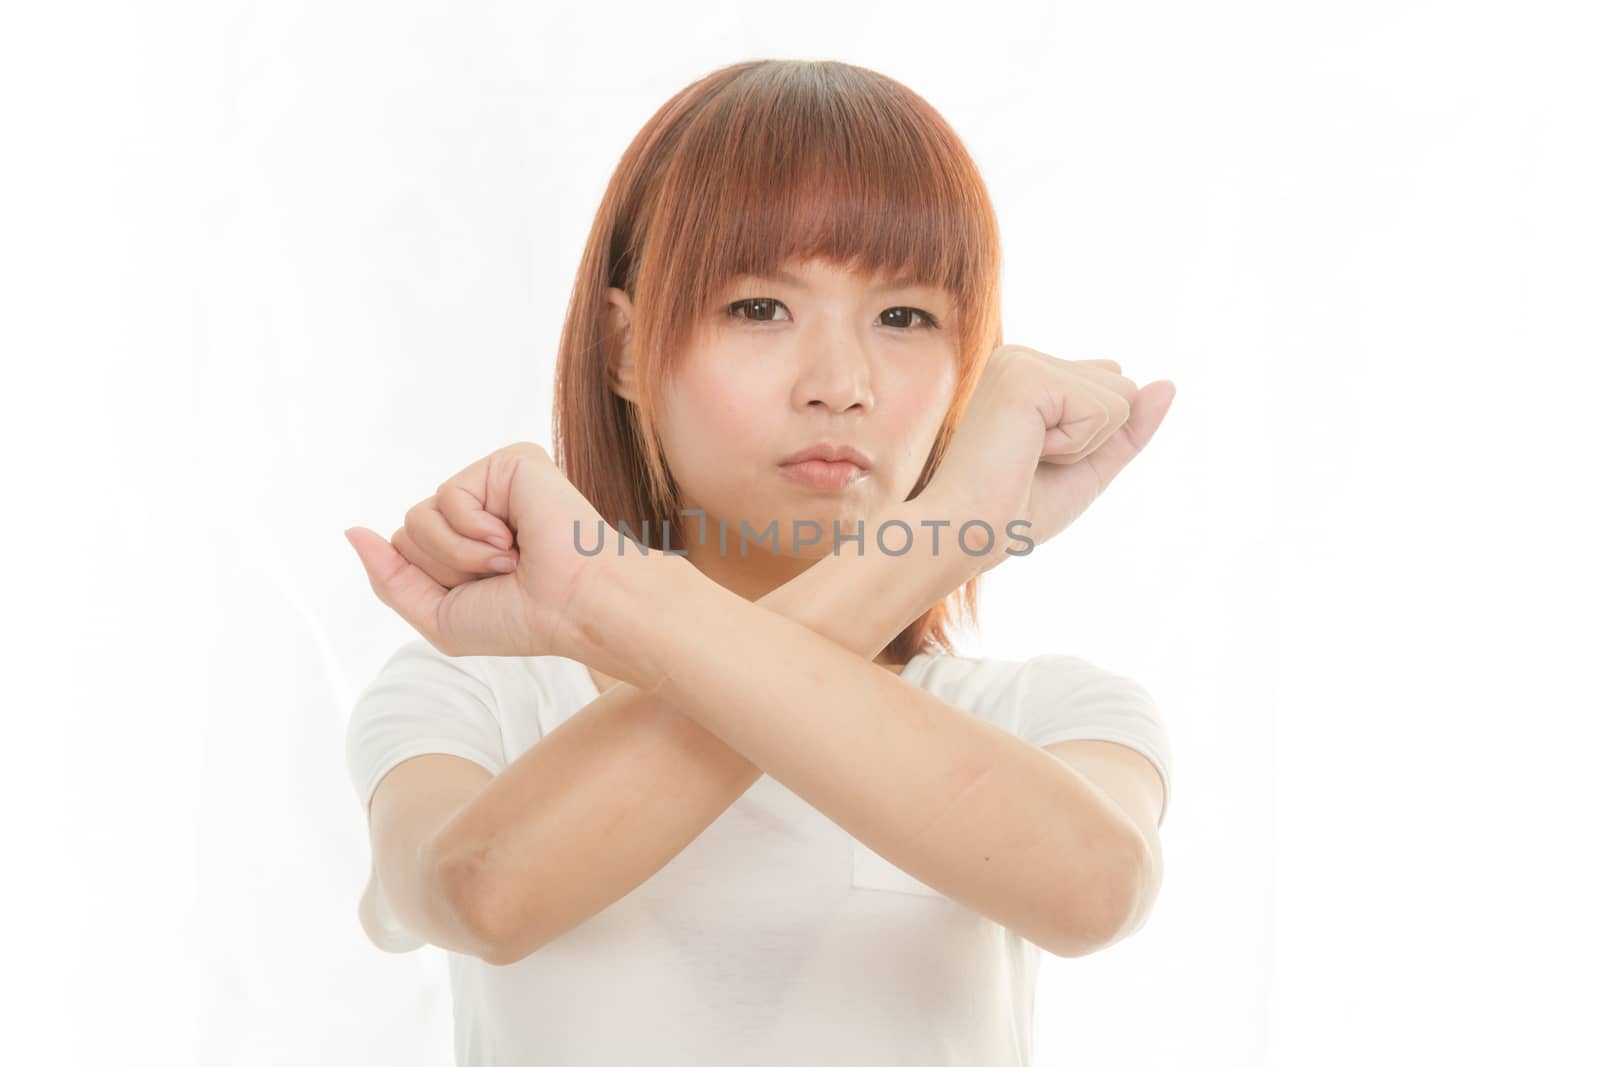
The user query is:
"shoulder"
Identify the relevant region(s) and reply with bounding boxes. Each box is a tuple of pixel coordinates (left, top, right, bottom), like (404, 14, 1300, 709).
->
(1010, 652, 1166, 738)
(349, 639, 587, 745)
(365, 638, 578, 701)
(1017, 652, 1158, 704)
(916, 648, 1167, 748)
(912, 648, 1140, 704)
(365, 637, 502, 690)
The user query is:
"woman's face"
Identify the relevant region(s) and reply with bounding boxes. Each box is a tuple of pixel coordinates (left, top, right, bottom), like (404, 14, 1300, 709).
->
(607, 255, 960, 568)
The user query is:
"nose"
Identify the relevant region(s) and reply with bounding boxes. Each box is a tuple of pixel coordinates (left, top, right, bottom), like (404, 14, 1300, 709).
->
(792, 326, 875, 415)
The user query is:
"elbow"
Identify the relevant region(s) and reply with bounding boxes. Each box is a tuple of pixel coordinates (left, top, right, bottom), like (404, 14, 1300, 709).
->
(436, 850, 541, 967)
(1046, 831, 1157, 959)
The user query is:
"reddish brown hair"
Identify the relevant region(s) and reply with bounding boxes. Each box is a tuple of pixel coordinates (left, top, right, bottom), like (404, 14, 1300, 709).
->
(552, 59, 1004, 663)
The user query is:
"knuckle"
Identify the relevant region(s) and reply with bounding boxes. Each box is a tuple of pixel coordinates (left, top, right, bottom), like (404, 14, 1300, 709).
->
(993, 342, 1041, 359)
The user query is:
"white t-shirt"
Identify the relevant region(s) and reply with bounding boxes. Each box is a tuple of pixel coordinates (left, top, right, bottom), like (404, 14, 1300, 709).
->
(345, 638, 1172, 1067)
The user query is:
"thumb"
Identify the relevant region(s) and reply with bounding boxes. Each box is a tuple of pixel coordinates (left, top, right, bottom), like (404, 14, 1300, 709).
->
(1080, 379, 1177, 480)
(344, 526, 447, 643)
(1127, 379, 1177, 452)
(344, 526, 395, 588)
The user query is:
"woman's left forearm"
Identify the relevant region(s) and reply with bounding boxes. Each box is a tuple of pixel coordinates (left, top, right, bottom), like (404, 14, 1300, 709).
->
(567, 507, 1148, 957)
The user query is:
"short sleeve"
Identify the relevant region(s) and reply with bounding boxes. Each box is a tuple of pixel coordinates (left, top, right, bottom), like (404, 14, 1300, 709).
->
(344, 638, 510, 952)
(1017, 654, 1173, 828)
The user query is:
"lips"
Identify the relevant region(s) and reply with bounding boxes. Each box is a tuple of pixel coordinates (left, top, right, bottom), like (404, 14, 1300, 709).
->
(778, 458, 868, 490)
(777, 442, 873, 469)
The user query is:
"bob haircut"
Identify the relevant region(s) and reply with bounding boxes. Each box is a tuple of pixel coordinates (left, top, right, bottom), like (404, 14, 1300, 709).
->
(552, 58, 1004, 664)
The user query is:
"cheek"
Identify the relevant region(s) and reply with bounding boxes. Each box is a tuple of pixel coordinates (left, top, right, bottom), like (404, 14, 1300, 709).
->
(875, 356, 958, 489)
(885, 356, 958, 436)
(699, 370, 768, 446)
(658, 365, 769, 481)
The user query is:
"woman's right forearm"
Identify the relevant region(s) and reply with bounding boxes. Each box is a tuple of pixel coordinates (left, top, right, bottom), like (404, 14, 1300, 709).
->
(437, 495, 979, 963)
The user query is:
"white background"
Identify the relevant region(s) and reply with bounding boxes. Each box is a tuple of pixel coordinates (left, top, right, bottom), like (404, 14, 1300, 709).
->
(4, 1, 1596, 1064)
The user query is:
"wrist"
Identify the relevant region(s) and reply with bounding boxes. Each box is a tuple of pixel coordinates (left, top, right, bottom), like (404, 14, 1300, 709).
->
(897, 489, 995, 584)
(800, 494, 985, 644)
(557, 549, 690, 693)
(909, 479, 1020, 578)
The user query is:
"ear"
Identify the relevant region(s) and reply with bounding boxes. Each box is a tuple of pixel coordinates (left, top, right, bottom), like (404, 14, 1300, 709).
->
(604, 287, 641, 404)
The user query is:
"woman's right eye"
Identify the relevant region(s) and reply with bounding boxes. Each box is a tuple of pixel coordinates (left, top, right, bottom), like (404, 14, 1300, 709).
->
(727, 298, 790, 323)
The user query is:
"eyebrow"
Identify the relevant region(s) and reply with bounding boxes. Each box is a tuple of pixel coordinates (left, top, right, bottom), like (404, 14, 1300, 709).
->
(755, 267, 936, 295)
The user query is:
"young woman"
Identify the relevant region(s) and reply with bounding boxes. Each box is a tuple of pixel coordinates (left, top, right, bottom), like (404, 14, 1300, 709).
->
(344, 58, 1177, 1066)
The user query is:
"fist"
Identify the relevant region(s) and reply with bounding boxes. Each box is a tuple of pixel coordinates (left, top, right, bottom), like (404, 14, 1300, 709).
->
(925, 345, 1175, 569)
(345, 442, 611, 658)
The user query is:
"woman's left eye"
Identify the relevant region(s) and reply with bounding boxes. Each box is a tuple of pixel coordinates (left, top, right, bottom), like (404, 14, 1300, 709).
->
(879, 307, 941, 330)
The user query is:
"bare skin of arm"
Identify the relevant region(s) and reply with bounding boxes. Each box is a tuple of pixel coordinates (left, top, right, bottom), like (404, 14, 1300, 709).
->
(354, 357, 1174, 966)
(541, 489, 1148, 964)
(441, 489, 1146, 965)
(434, 491, 985, 965)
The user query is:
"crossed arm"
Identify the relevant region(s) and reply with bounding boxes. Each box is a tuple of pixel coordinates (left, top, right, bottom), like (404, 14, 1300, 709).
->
(432, 492, 1158, 965)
